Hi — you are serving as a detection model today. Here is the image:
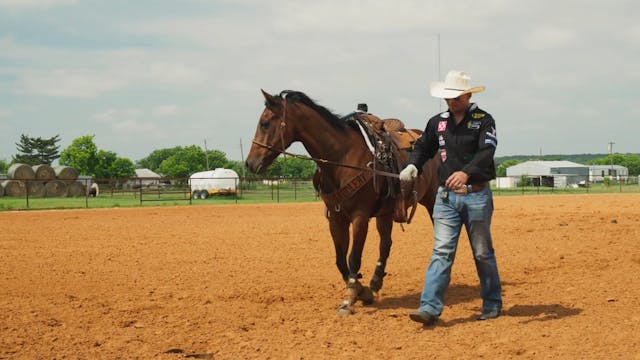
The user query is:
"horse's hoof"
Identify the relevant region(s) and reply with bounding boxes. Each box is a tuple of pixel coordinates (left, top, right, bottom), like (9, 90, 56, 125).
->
(358, 286, 375, 305)
(338, 307, 354, 316)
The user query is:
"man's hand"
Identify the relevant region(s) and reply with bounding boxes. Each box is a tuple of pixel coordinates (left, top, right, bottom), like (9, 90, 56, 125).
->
(445, 171, 469, 190)
(399, 164, 418, 182)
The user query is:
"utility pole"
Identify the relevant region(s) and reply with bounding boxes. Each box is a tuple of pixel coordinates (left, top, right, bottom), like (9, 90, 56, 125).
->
(437, 33, 442, 113)
(204, 139, 210, 170)
(608, 141, 615, 177)
(239, 138, 245, 178)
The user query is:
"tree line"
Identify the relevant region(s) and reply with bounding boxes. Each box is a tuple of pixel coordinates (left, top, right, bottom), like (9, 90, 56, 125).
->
(1, 134, 639, 178)
(0, 134, 317, 179)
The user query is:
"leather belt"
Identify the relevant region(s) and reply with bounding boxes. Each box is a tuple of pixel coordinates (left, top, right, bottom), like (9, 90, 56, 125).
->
(468, 182, 488, 192)
(451, 181, 488, 195)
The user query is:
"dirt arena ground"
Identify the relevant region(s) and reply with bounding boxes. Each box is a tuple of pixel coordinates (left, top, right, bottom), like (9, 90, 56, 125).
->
(1, 194, 639, 359)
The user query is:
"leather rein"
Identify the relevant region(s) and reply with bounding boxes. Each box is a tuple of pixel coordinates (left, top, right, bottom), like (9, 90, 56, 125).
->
(250, 139, 400, 179)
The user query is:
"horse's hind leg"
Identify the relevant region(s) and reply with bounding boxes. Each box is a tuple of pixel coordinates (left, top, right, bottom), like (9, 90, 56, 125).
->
(370, 214, 393, 296)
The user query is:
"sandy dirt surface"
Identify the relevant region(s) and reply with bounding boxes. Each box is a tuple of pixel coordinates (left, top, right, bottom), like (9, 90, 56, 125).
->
(1, 194, 639, 359)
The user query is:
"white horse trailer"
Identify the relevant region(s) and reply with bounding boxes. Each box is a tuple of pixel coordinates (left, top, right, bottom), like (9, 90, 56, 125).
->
(189, 168, 239, 199)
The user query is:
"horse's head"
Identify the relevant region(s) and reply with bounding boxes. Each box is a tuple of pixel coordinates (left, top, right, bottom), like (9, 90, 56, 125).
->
(245, 89, 295, 174)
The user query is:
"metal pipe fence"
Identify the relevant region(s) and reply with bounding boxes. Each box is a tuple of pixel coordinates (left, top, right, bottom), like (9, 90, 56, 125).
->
(1, 174, 638, 211)
(0, 176, 320, 210)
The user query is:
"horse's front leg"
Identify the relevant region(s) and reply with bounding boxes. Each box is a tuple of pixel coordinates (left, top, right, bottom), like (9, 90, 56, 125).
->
(336, 215, 376, 315)
(370, 213, 393, 296)
(328, 214, 350, 284)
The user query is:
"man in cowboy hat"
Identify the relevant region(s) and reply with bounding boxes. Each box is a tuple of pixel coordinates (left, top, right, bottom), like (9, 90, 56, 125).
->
(399, 70, 502, 326)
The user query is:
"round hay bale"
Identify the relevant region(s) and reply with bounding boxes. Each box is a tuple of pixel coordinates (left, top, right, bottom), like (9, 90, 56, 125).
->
(67, 181, 86, 197)
(44, 180, 69, 197)
(32, 164, 56, 180)
(1, 180, 26, 197)
(54, 166, 78, 180)
(27, 181, 46, 197)
(8, 163, 35, 180)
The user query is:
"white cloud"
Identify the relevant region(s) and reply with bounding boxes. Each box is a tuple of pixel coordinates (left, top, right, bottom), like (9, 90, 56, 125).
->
(0, 0, 76, 8)
(393, 97, 423, 115)
(4, 40, 207, 98)
(93, 108, 157, 134)
(152, 105, 180, 117)
(624, 24, 640, 45)
(145, 62, 204, 85)
(16, 69, 127, 98)
(2, 1, 640, 160)
(524, 26, 579, 50)
(108, 119, 157, 133)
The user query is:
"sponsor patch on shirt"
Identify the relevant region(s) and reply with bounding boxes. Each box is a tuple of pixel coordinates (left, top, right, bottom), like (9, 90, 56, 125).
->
(485, 138, 497, 147)
(485, 127, 497, 147)
(467, 120, 481, 129)
(438, 120, 447, 132)
(440, 149, 447, 162)
(438, 134, 445, 147)
(472, 112, 485, 119)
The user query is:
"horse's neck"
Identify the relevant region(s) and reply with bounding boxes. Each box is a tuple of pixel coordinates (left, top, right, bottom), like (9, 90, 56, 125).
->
(294, 110, 370, 185)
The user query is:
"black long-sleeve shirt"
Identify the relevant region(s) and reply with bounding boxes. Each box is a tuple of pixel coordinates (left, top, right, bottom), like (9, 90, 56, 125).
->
(408, 103, 497, 185)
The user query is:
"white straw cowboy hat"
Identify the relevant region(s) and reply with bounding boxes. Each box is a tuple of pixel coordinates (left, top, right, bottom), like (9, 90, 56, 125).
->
(430, 70, 486, 99)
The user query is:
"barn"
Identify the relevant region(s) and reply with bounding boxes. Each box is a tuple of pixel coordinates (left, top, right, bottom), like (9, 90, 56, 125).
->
(506, 160, 589, 187)
(132, 168, 163, 188)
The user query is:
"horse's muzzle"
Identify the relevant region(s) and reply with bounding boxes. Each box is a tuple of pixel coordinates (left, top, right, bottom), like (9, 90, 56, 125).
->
(245, 159, 264, 174)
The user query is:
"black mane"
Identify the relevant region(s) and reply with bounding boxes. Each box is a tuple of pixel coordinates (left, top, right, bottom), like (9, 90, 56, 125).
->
(279, 90, 349, 131)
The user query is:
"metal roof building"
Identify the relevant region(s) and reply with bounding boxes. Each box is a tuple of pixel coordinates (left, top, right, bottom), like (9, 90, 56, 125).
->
(588, 165, 628, 182)
(506, 161, 589, 187)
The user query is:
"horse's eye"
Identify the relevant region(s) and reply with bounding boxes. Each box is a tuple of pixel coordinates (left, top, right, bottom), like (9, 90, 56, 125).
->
(260, 122, 270, 130)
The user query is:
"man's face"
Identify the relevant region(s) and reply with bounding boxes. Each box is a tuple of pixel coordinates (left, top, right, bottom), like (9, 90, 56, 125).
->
(445, 93, 472, 113)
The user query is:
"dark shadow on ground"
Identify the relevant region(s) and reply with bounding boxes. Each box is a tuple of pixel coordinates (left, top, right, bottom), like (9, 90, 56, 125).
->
(369, 283, 482, 310)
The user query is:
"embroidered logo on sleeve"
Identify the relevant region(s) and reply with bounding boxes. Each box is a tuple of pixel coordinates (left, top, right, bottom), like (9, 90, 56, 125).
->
(438, 121, 447, 132)
(484, 127, 497, 147)
(472, 113, 485, 119)
(438, 134, 445, 147)
(440, 149, 447, 162)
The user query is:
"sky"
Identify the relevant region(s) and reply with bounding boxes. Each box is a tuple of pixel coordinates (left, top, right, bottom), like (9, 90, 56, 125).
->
(1, 0, 639, 164)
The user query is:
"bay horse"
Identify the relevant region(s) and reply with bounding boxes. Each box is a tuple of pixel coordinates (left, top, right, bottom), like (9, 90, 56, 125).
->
(245, 90, 439, 315)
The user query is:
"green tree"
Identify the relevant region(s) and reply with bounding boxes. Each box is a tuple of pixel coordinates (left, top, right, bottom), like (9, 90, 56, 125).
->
(94, 150, 118, 178)
(0, 159, 8, 174)
(157, 145, 208, 178)
(136, 147, 181, 171)
(110, 157, 136, 178)
(12, 134, 61, 165)
(59, 135, 98, 176)
(588, 154, 640, 176)
(205, 149, 229, 170)
(267, 156, 316, 177)
(93, 150, 134, 178)
(496, 159, 522, 177)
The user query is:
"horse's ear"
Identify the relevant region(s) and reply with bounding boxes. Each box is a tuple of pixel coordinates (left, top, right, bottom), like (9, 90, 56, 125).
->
(261, 89, 280, 108)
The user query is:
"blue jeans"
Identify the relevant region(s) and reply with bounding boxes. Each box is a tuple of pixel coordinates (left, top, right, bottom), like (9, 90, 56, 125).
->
(418, 186, 502, 316)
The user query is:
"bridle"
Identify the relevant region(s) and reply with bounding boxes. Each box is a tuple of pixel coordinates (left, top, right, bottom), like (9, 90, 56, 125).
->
(251, 92, 399, 179)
